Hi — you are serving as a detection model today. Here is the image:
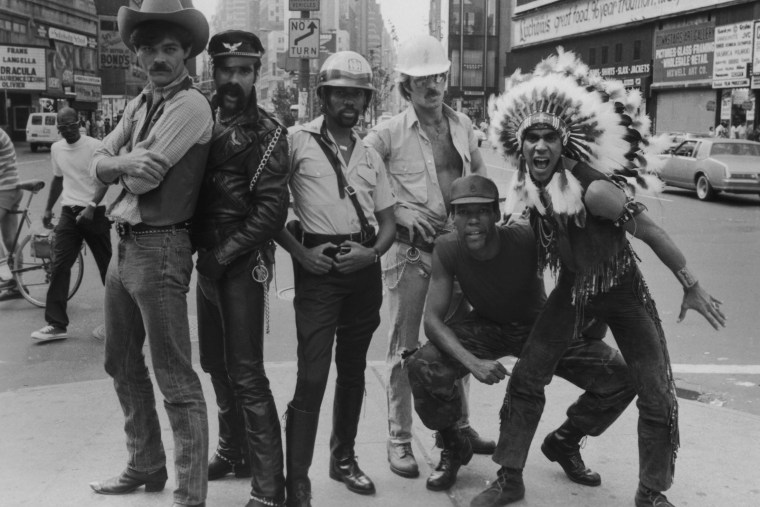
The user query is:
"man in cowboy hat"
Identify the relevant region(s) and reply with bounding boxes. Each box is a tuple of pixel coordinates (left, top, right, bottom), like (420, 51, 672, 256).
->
(192, 29, 292, 507)
(88, 2, 213, 506)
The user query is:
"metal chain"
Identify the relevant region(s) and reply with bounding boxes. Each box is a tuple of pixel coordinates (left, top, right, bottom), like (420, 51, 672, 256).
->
(251, 250, 271, 334)
(249, 125, 283, 191)
(381, 246, 421, 290)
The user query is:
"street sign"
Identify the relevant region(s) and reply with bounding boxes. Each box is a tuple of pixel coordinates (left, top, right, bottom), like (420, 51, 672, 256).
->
(290, 0, 320, 10)
(289, 18, 320, 59)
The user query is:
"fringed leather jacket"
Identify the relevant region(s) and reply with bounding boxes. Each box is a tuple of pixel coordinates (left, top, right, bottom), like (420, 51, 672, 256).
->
(191, 100, 292, 266)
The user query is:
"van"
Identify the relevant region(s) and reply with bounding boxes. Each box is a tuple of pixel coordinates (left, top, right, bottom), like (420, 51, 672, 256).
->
(26, 113, 61, 152)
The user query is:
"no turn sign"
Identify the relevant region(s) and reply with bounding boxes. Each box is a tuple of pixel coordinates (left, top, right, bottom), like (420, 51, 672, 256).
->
(289, 18, 320, 59)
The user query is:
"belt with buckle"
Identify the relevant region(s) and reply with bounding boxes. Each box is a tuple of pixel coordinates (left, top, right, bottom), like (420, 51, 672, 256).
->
(116, 221, 190, 238)
(302, 230, 375, 248)
(395, 226, 436, 253)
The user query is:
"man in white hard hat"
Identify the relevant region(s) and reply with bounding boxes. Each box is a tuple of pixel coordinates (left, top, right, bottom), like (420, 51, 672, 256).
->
(277, 51, 396, 506)
(364, 34, 491, 488)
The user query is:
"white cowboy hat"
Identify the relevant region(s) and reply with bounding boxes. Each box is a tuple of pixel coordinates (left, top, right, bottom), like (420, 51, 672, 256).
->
(118, 0, 209, 59)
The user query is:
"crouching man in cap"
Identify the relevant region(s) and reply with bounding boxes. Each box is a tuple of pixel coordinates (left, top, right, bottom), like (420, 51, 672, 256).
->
(192, 30, 292, 507)
(406, 174, 636, 494)
(88, 1, 213, 506)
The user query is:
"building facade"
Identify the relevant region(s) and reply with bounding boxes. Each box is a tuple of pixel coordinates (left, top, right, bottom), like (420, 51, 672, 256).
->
(506, 0, 760, 137)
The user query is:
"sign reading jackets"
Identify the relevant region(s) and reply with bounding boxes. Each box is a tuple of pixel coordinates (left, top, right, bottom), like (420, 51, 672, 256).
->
(653, 22, 714, 86)
(0, 45, 46, 90)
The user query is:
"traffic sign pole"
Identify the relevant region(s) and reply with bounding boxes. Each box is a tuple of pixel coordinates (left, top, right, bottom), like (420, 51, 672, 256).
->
(298, 10, 310, 122)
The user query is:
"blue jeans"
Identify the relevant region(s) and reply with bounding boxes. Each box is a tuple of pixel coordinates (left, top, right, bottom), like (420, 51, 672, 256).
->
(383, 241, 470, 445)
(103, 230, 208, 505)
(497, 268, 678, 492)
(45, 205, 111, 328)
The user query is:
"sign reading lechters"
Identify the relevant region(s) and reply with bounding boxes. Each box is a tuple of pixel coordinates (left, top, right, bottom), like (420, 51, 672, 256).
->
(290, 0, 320, 10)
(289, 18, 320, 59)
(0, 45, 46, 91)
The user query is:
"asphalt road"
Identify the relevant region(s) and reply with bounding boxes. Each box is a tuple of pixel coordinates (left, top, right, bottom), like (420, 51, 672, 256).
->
(1, 140, 759, 416)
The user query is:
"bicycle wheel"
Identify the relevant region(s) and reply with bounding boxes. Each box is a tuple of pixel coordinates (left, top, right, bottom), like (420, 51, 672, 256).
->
(11, 235, 84, 308)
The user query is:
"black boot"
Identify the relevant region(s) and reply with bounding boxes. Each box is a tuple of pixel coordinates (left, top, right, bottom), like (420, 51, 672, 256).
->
(469, 467, 525, 507)
(426, 427, 473, 491)
(328, 384, 375, 495)
(208, 376, 249, 480)
(435, 426, 496, 455)
(243, 398, 286, 505)
(285, 404, 319, 507)
(541, 420, 601, 486)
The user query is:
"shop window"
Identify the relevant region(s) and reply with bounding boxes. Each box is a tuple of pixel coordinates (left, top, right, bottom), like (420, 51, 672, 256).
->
(615, 43, 622, 62)
(633, 40, 642, 60)
(601, 46, 609, 64)
(589, 47, 596, 65)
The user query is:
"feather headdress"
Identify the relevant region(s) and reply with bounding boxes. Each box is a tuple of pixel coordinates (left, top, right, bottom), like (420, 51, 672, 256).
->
(489, 48, 664, 221)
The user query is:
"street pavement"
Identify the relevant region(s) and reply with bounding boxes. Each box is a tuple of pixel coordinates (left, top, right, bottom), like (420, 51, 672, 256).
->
(0, 354, 758, 506)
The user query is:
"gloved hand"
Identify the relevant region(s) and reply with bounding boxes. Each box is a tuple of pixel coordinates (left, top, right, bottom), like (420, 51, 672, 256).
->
(196, 250, 227, 280)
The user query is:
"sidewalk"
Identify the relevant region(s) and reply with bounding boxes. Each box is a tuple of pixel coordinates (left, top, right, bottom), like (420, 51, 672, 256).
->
(1, 357, 758, 507)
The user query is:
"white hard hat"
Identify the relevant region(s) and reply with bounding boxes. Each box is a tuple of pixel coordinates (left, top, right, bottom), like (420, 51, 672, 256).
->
(395, 35, 450, 77)
(318, 51, 375, 92)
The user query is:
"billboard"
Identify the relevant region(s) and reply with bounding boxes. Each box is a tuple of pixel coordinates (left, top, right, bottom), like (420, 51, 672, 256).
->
(0, 45, 47, 91)
(652, 22, 714, 85)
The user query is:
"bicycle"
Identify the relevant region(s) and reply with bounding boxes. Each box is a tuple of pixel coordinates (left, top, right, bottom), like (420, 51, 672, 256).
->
(0, 179, 84, 307)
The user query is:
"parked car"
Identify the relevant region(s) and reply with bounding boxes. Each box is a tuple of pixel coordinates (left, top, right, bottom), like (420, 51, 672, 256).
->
(25, 112, 61, 152)
(658, 138, 760, 201)
(472, 125, 487, 147)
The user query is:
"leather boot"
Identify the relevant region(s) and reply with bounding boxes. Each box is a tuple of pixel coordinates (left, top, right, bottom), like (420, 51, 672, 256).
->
(634, 483, 675, 507)
(328, 384, 375, 495)
(89, 466, 168, 495)
(243, 398, 286, 504)
(540, 420, 601, 486)
(469, 467, 525, 507)
(208, 375, 249, 480)
(435, 426, 496, 455)
(426, 427, 473, 491)
(285, 404, 319, 507)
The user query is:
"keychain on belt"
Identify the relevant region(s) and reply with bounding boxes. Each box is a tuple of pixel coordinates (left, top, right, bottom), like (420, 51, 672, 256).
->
(251, 251, 271, 334)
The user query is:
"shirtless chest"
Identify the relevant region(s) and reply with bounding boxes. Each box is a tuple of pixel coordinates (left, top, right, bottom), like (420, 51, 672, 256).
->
(421, 123, 464, 210)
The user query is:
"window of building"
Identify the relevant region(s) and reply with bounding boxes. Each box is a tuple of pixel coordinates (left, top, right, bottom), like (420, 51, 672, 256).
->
(462, 49, 484, 87)
(486, 0, 497, 36)
(589, 47, 596, 65)
(601, 46, 608, 64)
(12, 22, 26, 34)
(450, 0, 461, 35)
(450, 49, 461, 87)
(614, 43, 623, 62)
(633, 40, 642, 60)
(463, 0, 485, 36)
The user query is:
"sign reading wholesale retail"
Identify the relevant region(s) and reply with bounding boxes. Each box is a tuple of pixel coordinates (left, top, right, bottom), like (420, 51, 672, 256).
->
(0, 45, 46, 90)
(512, 0, 737, 48)
(713, 21, 753, 88)
(653, 23, 714, 85)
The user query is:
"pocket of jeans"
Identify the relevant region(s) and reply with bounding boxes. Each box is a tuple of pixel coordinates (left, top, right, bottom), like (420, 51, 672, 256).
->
(132, 233, 167, 250)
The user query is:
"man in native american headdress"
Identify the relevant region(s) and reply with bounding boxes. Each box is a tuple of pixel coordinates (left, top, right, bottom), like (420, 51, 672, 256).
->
(470, 49, 726, 507)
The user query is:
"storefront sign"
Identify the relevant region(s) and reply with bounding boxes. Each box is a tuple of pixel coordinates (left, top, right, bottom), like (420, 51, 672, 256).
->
(512, 0, 736, 48)
(753, 21, 760, 76)
(713, 21, 753, 88)
(653, 23, 714, 84)
(99, 15, 132, 69)
(0, 45, 46, 90)
(75, 83, 101, 102)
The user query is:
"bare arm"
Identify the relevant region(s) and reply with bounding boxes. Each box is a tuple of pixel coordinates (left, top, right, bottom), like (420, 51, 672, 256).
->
(423, 249, 507, 385)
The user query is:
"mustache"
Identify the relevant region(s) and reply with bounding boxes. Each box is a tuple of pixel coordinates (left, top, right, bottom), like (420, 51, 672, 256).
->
(149, 63, 172, 72)
(425, 90, 441, 99)
(217, 82, 246, 99)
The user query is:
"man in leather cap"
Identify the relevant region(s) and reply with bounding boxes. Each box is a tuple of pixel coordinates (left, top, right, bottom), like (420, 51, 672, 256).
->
(88, 1, 212, 506)
(191, 30, 292, 507)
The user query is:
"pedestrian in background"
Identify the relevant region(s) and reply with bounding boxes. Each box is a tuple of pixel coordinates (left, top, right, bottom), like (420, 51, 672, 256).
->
(0, 128, 21, 297)
(30, 107, 111, 342)
(87, 1, 213, 506)
(277, 51, 396, 506)
(364, 34, 493, 486)
(192, 29, 292, 507)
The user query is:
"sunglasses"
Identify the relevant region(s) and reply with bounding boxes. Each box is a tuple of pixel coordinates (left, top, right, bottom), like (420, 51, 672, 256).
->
(412, 73, 447, 87)
(57, 122, 80, 132)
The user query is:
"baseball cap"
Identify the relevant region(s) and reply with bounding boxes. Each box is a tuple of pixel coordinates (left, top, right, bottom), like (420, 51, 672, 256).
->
(449, 175, 499, 205)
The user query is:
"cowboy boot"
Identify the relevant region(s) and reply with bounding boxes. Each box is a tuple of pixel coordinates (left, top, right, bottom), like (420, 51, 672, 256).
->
(328, 384, 375, 495)
(426, 426, 473, 491)
(541, 419, 601, 486)
(285, 404, 320, 507)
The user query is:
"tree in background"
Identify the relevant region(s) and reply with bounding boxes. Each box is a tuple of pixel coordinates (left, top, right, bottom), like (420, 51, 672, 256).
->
(271, 84, 298, 127)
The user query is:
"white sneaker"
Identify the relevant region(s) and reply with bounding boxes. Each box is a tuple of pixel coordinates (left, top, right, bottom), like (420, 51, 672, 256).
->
(92, 324, 106, 341)
(31, 325, 68, 342)
(0, 258, 12, 282)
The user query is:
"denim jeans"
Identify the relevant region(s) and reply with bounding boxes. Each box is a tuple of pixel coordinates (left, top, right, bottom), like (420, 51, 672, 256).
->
(498, 268, 678, 492)
(197, 250, 284, 501)
(407, 312, 634, 435)
(382, 241, 471, 444)
(103, 230, 208, 505)
(45, 205, 111, 328)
